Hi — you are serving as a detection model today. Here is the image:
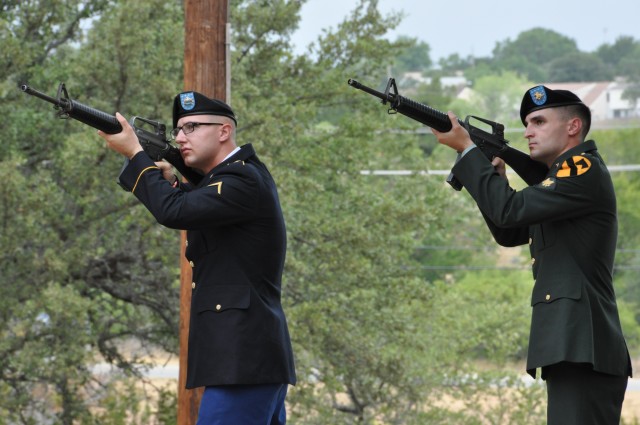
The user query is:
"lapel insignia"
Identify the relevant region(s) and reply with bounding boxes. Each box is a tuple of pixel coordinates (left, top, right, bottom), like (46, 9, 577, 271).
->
(539, 177, 556, 189)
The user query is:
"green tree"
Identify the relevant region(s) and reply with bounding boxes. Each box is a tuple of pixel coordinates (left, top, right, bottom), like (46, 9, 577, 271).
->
(491, 28, 580, 82)
(597, 128, 640, 336)
(437, 53, 475, 74)
(617, 43, 640, 105)
(392, 35, 432, 75)
(546, 51, 613, 82)
(595, 36, 639, 75)
(2, 0, 185, 421)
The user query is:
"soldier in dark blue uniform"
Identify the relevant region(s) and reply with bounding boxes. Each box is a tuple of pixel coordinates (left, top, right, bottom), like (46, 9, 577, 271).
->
(98, 92, 296, 424)
(431, 86, 631, 424)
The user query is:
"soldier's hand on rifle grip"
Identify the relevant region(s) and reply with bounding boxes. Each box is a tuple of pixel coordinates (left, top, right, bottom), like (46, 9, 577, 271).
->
(491, 157, 507, 179)
(155, 160, 177, 184)
(430, 111, 474, 153)
(98, 112, 144, 159)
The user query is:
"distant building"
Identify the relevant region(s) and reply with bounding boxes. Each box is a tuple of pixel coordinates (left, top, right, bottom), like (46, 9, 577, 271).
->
(543, 79, 640, 122)
(401, 71, 468, 91)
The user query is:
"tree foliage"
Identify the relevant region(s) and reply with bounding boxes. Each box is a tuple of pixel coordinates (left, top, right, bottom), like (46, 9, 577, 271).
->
(596, 128, 640, 350)
(392, 36, 432, 75)
(2, 0, 185, 422)
(490, 28, 579, 82)
(546, 51, 613, 83)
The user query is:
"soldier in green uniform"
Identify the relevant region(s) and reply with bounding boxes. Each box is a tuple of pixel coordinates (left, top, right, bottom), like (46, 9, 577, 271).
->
(431, 85, 632, 424)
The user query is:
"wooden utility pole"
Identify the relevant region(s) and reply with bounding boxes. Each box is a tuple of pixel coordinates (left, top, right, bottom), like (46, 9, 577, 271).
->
(177, 1, 230, 423)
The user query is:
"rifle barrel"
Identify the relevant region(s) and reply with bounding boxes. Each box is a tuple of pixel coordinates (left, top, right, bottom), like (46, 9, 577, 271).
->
(347, 79, 387, 101)
(20, 84, 65, 107)
(21, 83, 122, 134)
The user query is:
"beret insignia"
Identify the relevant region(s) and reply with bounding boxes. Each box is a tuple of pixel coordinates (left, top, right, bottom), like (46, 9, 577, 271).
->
(180, 92, 196, 111)
(529, 86, 547, 106)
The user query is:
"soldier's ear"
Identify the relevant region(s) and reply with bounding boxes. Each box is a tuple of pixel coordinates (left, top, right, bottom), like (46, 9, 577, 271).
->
(567, 117, 582, 137)
(217, 122, 233, 142)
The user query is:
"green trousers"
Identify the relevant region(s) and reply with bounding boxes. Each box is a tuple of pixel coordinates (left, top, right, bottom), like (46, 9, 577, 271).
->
(544, 362, 628, 425)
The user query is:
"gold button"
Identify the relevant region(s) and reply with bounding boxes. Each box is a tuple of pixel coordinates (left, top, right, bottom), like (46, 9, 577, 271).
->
(545, 294, 551, 301)
(529, 238, 532, 245)
(189, 260, 194, 267)
(185, 240, 189, 247)
(191, 282, 196, 289)
(215, 304, 222, 311)
(531, 258, 536, 265)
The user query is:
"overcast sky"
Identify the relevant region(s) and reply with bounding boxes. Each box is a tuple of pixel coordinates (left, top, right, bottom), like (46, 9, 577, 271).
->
(292, 0, 640, 61)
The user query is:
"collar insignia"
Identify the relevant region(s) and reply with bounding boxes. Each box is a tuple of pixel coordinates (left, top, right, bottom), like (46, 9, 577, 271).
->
(540, 177, 556, 188)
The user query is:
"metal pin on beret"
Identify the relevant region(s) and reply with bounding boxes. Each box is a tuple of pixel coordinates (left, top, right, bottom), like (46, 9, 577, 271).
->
(172, 91, 237, 129)
(520, 85, 591, 126)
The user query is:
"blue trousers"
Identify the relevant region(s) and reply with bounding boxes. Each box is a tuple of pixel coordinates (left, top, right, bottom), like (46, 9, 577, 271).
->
(196, 384, 288, 425)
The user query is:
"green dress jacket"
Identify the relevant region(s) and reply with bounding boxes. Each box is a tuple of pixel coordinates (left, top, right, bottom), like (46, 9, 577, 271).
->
(452, 140, 631, 378)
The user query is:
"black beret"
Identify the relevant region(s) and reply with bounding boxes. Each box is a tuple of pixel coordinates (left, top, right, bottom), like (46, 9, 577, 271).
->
(172, 91, 237, 129)
(520, 85, 590, 126)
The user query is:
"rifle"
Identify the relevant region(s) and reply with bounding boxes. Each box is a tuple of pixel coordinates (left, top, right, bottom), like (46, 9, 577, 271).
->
(347, 78, 548, 190)
(20, 82, 203, 188)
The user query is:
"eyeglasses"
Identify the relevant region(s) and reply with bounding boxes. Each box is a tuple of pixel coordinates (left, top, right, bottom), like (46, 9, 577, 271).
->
(170, 122, 222, 140)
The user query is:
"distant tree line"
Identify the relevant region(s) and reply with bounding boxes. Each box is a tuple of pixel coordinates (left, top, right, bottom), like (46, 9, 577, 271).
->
(394, 28, 640, 102)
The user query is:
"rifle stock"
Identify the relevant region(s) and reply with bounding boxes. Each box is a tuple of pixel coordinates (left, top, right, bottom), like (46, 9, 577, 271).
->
(21, 83, 202, 187)
(347, 78, 548, 190)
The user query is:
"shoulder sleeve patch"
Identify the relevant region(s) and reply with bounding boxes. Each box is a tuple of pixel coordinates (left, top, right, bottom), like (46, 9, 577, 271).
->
(556, 155, 592, 178)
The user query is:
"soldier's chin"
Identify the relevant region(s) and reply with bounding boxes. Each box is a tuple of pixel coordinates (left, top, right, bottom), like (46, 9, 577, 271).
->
(182, 155, 195, 166)
(184, 159, 205, 174)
